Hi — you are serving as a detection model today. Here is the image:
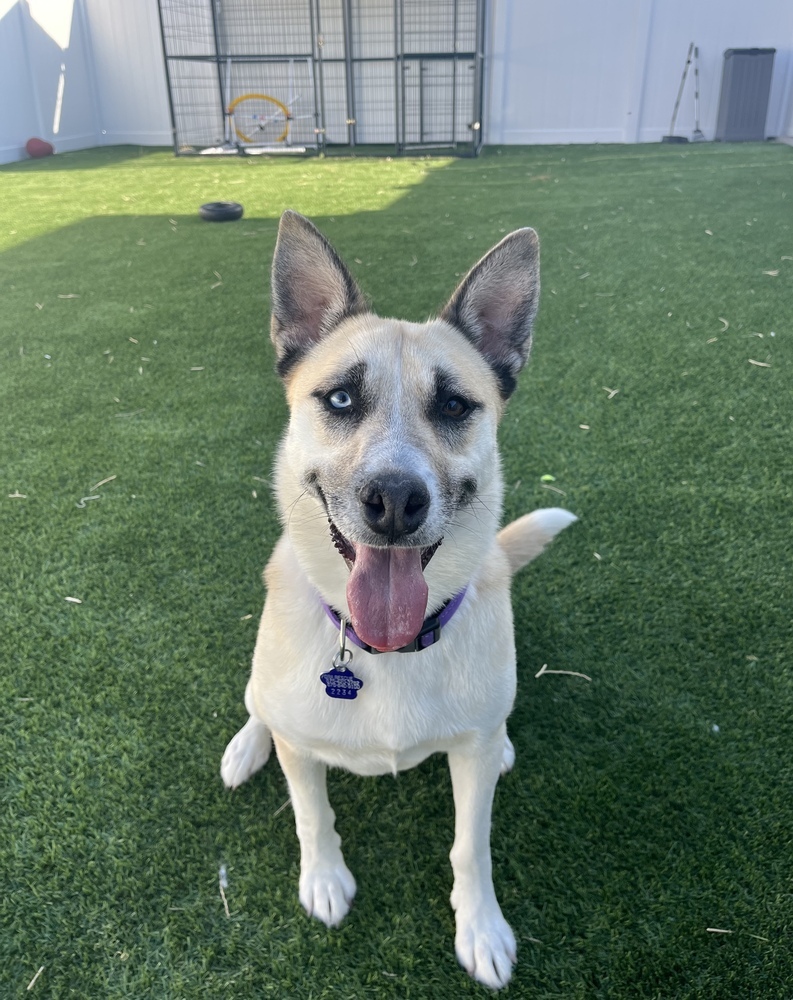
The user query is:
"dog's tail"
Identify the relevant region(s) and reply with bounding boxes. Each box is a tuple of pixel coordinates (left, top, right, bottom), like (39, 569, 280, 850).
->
(497, 508, 578, 576)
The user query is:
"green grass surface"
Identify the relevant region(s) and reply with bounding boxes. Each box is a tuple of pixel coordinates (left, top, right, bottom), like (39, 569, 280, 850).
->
(2, 143, 792, 998)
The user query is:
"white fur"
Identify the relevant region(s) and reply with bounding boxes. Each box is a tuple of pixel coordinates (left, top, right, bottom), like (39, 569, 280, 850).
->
(220, 216, 577, 989)
(221, 510, 575, 989)
(497, 507, 579, 574)
(222, 533, 518, 983)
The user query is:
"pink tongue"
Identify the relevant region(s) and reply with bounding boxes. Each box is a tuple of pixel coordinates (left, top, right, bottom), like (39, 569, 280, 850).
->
(346, 545, 429, 652)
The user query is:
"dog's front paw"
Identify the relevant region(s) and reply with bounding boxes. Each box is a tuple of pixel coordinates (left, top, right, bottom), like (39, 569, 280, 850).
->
(220, 717, 272, 789)
(299, 861, 356, 928)
(454, 903, 517, 990)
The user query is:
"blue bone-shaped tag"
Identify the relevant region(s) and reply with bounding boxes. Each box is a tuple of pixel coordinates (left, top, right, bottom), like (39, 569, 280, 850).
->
(320, 666, 363, 700)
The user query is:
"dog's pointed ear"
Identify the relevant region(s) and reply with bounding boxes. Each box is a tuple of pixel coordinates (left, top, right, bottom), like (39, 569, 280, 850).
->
(441, 228, 540, 398)
(270, 211, 367, 378)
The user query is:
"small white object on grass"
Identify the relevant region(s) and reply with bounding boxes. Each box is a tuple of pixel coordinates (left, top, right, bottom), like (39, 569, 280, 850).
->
(535, 663, 592, 683)
(218, 864, 230, 918)
(26, 965, 45, 991)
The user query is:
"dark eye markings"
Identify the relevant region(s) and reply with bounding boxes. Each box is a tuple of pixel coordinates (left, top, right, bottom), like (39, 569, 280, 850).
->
(311, 361, 368, 419)
(432, 370, 481, 427)
(310, 364, 480, 428)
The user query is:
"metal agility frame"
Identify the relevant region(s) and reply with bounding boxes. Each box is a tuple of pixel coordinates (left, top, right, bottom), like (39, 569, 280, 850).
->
(157, 0, 486, 156)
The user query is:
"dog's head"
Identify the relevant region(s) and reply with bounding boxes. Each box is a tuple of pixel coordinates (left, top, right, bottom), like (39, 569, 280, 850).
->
(270, 211, 540, 652)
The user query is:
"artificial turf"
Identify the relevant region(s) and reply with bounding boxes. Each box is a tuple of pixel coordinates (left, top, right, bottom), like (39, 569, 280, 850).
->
(1, 142, 791, 998)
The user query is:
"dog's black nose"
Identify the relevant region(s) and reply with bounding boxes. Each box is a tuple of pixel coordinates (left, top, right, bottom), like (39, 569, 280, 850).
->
(358, 474, 430, 541)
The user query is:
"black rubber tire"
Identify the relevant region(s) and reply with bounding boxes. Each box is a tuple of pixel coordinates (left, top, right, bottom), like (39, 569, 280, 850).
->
(199, 201, 244, 222)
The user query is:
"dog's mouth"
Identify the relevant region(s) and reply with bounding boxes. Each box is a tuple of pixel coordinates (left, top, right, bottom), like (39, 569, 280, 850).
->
(329, 520, 442, 652)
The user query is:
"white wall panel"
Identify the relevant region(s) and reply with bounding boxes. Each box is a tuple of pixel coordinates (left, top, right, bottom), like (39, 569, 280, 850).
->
(0, 0, 100, 163)
(82, 0, 171, 146)
(486, 0, 793, 144)
(2, 0, 792, 166)
(487, 0, 650, 144)
(636, 0, 793, 142)
(0, 4, 44, 161)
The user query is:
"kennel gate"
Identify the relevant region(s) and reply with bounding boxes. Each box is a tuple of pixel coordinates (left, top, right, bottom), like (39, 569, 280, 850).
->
(157, 0, 486, 156)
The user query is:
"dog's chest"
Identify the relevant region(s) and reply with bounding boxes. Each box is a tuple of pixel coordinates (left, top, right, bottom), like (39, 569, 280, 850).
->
(257, 655, 512, 777)
(250, 545, 516, 777)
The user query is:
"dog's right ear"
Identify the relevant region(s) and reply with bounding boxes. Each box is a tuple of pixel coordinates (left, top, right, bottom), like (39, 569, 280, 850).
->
(270, 211, 367, 378)
(441, 228, 540, 399)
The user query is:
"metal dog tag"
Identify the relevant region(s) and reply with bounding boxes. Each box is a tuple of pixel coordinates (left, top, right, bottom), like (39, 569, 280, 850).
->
(321, 617, 363, 700)
(320, 663, 363, 700)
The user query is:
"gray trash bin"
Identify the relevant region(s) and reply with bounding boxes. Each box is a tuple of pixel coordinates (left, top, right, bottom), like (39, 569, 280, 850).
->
(715, 48, 775, 141)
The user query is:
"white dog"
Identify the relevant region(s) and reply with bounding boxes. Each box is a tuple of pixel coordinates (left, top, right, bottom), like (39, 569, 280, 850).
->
(221, 211, 576, 989)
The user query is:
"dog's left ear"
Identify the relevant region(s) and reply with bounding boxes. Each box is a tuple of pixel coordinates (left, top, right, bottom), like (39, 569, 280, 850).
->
(270, 210, 368, 378)
(441, 228, 540, 398)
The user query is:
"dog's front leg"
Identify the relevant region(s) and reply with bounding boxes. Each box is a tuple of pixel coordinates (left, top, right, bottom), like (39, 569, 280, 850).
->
(448, 725, 516, 990)
(274, 735, 356, 928)
(220, 681, 273, 790)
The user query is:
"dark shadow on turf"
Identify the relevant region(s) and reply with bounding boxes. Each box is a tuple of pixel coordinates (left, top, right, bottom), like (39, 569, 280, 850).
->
(2, 143, 792, 995)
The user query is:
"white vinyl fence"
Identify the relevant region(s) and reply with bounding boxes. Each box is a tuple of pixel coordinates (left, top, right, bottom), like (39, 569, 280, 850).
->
(1, 0, 792, 163)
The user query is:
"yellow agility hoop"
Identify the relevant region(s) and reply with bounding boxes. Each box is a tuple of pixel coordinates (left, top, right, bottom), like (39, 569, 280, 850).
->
(228, 93, 291, 144)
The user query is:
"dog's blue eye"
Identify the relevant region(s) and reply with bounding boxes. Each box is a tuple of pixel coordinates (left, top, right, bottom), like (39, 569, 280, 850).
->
(328, 389, 352, 410)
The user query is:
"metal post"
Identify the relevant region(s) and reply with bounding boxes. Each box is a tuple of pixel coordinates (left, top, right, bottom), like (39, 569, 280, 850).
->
(399, 0, 406, 152)
(224, 57, 233, 144)
(307, 0, 322, 150)
(472, 0, 486, 155)
(313, 0, 327, 152)
(451, 0, 458, 148)
(341, 0, 357, 146)
(419, 61, 425, 143)
(393, 0, 400, 153)
(209, 0, 227, 122)
(155, 0, 179, 154)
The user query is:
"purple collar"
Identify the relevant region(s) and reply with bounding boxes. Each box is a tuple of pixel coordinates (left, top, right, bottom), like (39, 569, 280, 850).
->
(321, 587, 468, 655)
